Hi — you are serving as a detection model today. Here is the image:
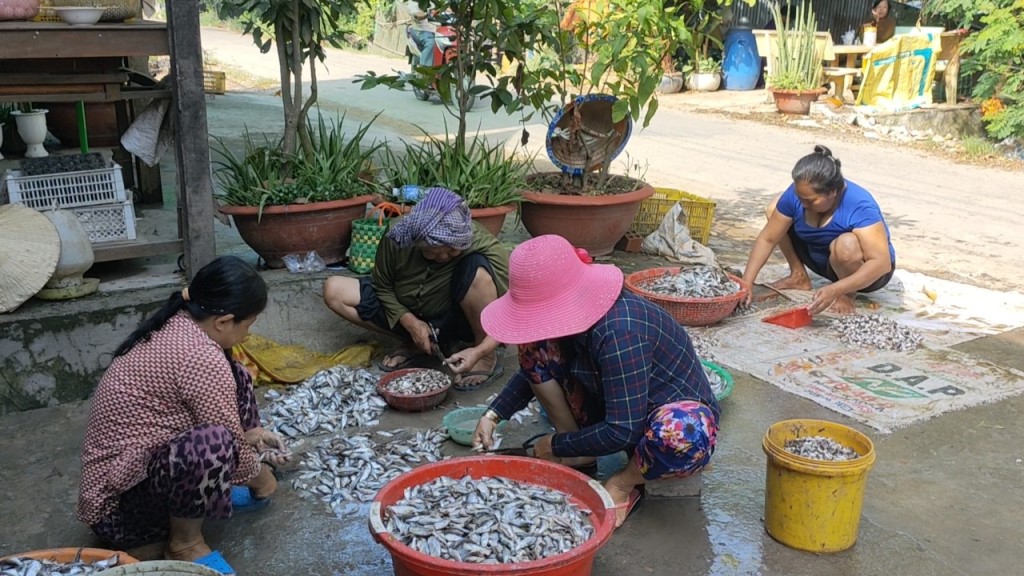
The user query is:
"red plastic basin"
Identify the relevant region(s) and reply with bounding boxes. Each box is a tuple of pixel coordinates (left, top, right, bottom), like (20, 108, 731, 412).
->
(369, 456, 616, 576)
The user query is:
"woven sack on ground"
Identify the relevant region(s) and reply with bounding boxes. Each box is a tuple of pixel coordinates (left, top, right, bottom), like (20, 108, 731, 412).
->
(348, 202, 402, 275)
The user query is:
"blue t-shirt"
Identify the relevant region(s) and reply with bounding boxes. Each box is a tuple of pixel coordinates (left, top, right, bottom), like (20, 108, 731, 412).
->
(776, 179, 896, 272)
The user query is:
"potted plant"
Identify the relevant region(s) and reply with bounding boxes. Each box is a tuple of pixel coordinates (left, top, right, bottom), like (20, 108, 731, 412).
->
(378, 133, 530, 237)
(684, 56, 723, 92)
(766, 1, 825, 115)
(680, 0, 724, 92)
(213, 115, 383, 268)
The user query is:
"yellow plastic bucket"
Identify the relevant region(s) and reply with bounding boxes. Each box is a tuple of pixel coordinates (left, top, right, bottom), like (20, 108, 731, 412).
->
(762, 419, 876, 553)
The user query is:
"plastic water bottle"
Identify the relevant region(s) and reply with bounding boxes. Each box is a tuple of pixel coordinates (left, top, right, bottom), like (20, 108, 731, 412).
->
(393, 185, 425, 203)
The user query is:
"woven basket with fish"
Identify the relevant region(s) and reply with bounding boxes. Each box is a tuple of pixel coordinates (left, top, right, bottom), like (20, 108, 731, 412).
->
(625, 266, 747, 327)
(376, 368, 451, 413)
(546, 94, 632, 176)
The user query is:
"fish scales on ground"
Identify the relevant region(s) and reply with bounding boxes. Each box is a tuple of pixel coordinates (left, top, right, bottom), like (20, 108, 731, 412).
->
(384, 370, 450, 396)
(785, 436, 860, 461)
(0, 554, 120, 576)
(639, 265, 739, 299)
(385, 475, 594, 564)
(263, 365, 387, 439)
(292, 428, 448, 514)
(829, 314, 924, 352)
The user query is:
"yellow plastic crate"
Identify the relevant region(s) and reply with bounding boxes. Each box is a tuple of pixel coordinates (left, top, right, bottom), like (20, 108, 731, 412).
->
(631, 187, 716, 244)
(203, 70, 227, 95)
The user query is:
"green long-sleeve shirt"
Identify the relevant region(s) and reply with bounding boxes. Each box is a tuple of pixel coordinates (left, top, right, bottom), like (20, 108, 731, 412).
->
(370, 222, 510, 328)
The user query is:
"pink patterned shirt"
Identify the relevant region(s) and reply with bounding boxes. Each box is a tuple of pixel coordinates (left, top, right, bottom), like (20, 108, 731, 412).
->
(77, 312, 260, 524)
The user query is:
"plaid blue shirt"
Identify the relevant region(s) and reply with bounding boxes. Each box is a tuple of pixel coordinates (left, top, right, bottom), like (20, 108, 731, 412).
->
(490, 291, 719, 458)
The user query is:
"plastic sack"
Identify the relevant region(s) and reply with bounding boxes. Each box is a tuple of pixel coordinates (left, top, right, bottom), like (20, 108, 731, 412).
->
(640, 202, 719, 267)
(282, 251, 325, 274)
(856, 34, 939, 111)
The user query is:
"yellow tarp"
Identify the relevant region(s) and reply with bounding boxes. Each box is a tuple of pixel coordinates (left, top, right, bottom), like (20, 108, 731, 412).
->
(857, 34, 940, 111)
(231, 334, 378, 386)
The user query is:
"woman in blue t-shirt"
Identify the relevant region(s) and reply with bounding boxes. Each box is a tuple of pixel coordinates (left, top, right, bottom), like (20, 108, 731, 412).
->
(740, 145, 896, 315)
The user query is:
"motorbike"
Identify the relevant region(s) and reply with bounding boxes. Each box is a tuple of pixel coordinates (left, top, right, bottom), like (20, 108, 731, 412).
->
(405, 11, 476, 110)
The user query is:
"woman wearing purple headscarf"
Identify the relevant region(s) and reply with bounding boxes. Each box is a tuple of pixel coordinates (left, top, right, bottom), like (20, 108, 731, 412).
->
(324, 188, 510, 389)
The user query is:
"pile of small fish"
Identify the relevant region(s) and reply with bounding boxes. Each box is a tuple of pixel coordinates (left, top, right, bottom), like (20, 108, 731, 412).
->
(830, 315, 924, 352)
(293, 428, 448, 512)
(383, 369, 450, 396)
(638, 266, 739, 299)
(785, 436, 860, 461)
(385, 475, 594, 563)
(702, 364, 727, 398)
(0, 553, 120, 576)
(263, 366, 386, 438)
(689, 332, 719, 362)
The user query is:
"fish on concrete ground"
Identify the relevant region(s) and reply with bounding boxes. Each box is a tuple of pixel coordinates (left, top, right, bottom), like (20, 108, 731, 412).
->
(292, 428, 449, 515)
(0, 552, 120, 576)
(784, 436, 860, 461)
(829, 314, 924, 352)
(638, 265, 739, 299)
(262, 365, 387, 439)
(687, 330, 719, 363)
(483, 395, 542, 425)
(385, 475, 594, 563)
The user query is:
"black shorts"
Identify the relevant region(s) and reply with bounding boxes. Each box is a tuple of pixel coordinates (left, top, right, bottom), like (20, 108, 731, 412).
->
(355, 253, 496, 344)
(787, 227, 895, 293)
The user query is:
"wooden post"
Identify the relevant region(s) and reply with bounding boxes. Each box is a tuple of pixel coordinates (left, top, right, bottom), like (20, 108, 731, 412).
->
(166, 0, 216, 279)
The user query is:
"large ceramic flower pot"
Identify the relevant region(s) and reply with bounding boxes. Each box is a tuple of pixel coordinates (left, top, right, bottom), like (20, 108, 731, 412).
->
(219, 195, 374, 269)
(686, 72, 722, 92)
(470, 204, 516, 237)
(519, 176, 655, 256)
(770, 88, 826, 115)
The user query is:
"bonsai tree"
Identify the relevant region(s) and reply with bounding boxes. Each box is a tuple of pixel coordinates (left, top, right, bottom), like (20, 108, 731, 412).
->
(211, 0, 361, 157)
(766, 0, 823, 92)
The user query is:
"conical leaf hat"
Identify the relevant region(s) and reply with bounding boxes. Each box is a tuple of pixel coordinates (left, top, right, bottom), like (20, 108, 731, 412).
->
(0, 204, 60, 313)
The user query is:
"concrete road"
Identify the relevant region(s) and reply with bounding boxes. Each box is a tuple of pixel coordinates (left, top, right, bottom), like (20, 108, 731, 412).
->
(200, 27, 1024, 292)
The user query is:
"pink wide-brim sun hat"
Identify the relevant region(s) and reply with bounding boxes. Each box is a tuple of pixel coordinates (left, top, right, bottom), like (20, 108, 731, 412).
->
(481, 235, 624, 345)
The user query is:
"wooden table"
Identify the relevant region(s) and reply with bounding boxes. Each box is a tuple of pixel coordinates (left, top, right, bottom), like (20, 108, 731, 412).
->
(825, 44, 873, 103)
(0, 21, 182, 263)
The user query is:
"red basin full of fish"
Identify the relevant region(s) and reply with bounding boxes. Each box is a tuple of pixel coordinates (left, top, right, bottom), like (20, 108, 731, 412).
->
(369, 456, 617, 576)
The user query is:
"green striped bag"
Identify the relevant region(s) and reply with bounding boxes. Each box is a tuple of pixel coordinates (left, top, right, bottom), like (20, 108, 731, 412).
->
(348, 203, 402, 275)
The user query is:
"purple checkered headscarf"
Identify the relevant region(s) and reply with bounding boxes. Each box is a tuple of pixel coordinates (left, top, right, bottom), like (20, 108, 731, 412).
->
(387, 187, 473, 250)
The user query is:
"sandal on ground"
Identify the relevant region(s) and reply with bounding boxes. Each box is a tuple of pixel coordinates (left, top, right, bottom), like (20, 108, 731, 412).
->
(230, 486, 270, 513)
(377, 349, 428, 373)
(612, 487, 645, 528)
(453, 364, 506, 392)
(193, 550, 236, 574)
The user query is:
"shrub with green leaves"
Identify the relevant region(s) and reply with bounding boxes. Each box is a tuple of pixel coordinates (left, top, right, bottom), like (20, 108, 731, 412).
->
(379, 135, 530, 209)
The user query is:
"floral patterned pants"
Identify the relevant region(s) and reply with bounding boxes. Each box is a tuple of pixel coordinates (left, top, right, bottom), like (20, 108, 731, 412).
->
(635, 400, 718, 481)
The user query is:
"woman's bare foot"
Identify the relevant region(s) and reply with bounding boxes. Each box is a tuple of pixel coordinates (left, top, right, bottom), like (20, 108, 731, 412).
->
(770, 273, 813, 291)
(603, 478, 635, 528)
(828, 294, 857, 314)
(456, 350, 497, 388)
(381, 346, 420, 369)
(165, 539, 211, 562)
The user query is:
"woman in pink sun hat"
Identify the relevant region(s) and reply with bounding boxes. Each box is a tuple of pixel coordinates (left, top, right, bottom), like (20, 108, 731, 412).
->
(473, 235, 720, 528)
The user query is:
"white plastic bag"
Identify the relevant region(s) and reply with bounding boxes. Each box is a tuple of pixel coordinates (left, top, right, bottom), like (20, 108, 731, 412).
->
(282, 251, 326, 274)
(640, 202, 718, 267)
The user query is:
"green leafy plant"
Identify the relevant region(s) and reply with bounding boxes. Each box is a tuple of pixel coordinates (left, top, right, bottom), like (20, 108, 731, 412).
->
(380, 134, 530, 209)
(683, 56, 722, 76)
(767, 1, 823, 92)
(211, 0, 361, 157)
(213, 115, 383, 213)
(680, 0, 723, 77)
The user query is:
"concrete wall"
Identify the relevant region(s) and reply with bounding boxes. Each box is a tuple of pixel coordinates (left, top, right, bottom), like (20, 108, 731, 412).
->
(0, 271, 371, 415)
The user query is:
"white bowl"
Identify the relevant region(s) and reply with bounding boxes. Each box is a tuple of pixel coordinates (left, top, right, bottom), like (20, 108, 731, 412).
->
(54, 7, 105, 26)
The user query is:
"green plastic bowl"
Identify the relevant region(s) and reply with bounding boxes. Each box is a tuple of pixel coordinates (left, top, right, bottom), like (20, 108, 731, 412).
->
(701, 359, 735, 402)
(442, 406, 507, 446)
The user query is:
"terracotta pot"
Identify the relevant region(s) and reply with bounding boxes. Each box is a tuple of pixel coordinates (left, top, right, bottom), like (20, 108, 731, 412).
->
(219, 195, 375, 269)
(519, 177, 655, 256)
(470, 204, 516, 237)
(770, 88, 826, 115)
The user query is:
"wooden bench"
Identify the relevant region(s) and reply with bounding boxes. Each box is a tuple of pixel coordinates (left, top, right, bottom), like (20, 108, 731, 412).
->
(823, 66, 862, 103)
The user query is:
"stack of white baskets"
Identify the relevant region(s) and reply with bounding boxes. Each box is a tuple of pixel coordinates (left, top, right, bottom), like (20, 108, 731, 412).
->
(1, 162, 136, 244)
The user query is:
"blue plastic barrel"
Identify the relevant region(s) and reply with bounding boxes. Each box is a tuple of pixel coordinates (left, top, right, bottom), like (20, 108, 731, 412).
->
(722, 26, 760, 91)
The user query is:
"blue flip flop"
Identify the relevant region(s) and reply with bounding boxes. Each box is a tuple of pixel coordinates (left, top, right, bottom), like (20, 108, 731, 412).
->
(231, 486, 270, 512)
(194, 550, 236, 574)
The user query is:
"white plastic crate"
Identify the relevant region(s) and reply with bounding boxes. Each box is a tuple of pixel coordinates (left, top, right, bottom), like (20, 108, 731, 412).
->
(4, 165, 128, 210)
(71, 200, 137, 244)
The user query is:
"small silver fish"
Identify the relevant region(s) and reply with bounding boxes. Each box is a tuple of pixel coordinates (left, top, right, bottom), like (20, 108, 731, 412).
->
(0, 552, 119, 576)
(638, 265, 739, 299)
(785, 436, 859, 461)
